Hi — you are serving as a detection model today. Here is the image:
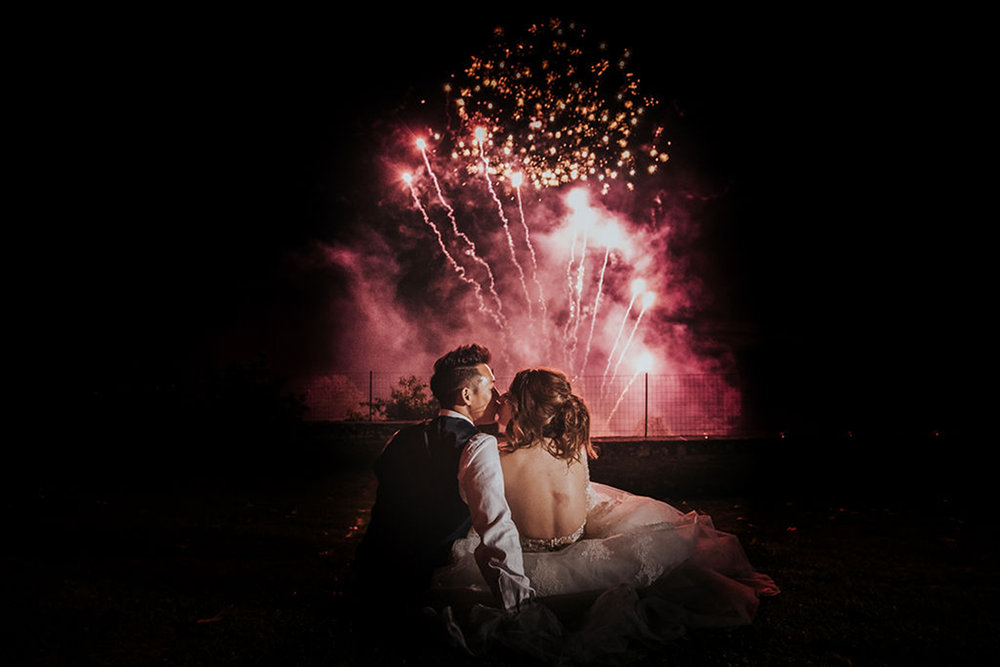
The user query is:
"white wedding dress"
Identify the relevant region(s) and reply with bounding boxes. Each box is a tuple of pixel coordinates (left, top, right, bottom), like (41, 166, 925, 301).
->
(430, 482, 779, 662)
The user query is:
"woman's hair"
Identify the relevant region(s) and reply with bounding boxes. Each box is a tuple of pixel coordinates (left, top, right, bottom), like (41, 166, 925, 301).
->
(504, 368, 597, 461)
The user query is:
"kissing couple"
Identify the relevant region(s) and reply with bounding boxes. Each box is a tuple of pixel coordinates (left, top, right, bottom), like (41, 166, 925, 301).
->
(355, 343, 777, 658)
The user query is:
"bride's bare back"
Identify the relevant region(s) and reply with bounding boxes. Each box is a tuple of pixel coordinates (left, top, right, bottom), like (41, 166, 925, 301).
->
(500, 442, 589, 540)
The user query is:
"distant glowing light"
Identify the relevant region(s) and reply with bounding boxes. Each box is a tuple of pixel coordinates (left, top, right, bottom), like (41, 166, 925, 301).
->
(511, 172, 523, 187)
(402, 173, 412, 184)
(474, 127, 487, 143)
(635, 351, 654, 372)
(593, 219, 627, 249)
(631, 278, 647, 295)
(565, 188, 589, 210)
(416, 138, 427, 150)
(569, 207, 598, 232)
(642, 291, 656, 309)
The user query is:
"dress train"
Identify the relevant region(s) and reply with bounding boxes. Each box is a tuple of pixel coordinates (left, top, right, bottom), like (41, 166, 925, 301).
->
(429, 482, 779, 661)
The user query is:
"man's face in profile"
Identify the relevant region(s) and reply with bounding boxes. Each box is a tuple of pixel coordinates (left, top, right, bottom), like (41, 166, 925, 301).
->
(469, 363, 499, 424)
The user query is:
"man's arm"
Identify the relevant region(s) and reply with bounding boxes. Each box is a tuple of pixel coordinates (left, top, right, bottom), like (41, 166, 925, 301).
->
(457, 433, 534, 610)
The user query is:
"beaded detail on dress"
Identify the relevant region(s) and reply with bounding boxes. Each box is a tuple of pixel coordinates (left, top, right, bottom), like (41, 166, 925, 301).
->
(520, 522, 585, 552)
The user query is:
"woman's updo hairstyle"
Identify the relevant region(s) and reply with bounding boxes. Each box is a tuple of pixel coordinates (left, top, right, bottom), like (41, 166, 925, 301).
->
(505, 368, 597, 461)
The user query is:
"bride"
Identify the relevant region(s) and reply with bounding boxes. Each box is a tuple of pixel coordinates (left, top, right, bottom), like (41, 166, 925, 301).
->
(497, 368, 594, 553)
(431, 368, 779, 658)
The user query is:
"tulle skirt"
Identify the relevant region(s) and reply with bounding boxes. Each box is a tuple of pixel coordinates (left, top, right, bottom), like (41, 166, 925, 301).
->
(430, 483, 779, 661)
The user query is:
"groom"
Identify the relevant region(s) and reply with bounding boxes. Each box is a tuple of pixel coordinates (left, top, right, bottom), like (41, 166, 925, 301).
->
(355, 343, 534, 610)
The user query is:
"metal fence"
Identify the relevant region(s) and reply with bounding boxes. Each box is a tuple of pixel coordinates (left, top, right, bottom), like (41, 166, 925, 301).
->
(304, 372, 745, 438)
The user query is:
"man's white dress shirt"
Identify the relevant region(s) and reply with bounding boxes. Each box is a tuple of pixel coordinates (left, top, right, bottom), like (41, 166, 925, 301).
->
(442, 409, 534, 609)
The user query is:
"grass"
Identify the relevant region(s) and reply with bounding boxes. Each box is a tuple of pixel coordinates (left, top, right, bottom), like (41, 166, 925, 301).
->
(5, 434, 998, 665)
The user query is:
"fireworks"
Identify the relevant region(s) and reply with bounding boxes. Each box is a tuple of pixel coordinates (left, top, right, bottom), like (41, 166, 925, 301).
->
(364, 19, 740, 435)
(433, 19, 667, 196)
(607, 351, 656, 424)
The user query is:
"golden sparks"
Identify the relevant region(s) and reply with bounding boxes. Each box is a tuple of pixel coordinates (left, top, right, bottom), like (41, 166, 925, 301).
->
(424, 19, 669, 193)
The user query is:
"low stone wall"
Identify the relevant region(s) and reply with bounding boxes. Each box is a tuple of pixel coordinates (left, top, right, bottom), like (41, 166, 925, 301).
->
(307, 421, 765, 498)
(307, 420, 403, 446)
(589, 438, 762, 498)
(303, 421, 979, 503)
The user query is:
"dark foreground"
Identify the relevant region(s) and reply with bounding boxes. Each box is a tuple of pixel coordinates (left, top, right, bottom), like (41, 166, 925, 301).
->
(6, 429, 999, 665)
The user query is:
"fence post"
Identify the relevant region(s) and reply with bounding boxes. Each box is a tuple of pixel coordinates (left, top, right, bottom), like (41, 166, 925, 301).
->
(644, 372, 648, 438)
(369, 370, 373, 422)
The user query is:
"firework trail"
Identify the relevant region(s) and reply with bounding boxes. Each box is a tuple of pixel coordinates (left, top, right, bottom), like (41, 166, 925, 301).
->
(562, 226, 589, 373)
(580, 244, 611, 374)
(568, 228, 590, 371)
(601, 279, 644, 394)
(607, 367, 643, 424)
(608, 291, 655, 390)
(562, 189, 597, 374)
(416, 138, 507, 328)
(602, 292, 638, 387)
(475, 129, 534, 322)
(513, 175, 549, 346)
(563, 226, 579, 333)
(403, 174, 506, 332)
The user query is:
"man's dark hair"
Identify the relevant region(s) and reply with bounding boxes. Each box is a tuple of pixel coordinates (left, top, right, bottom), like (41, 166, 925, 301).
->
(430, 344, 492, 405)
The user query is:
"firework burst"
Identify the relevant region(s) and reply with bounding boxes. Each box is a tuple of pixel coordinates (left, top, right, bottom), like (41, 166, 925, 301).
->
(337, 19, 741, 435)
(436, 19, 668, 196)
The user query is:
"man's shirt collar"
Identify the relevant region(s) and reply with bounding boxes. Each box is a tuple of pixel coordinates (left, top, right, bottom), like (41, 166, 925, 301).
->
(439, 408, 474, 426)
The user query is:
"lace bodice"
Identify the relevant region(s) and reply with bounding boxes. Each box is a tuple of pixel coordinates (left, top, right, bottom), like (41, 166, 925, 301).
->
(520, 522, 585, 552)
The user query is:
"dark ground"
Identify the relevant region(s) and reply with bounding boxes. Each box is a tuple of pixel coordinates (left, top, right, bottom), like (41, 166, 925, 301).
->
(6, 427, 999, 666)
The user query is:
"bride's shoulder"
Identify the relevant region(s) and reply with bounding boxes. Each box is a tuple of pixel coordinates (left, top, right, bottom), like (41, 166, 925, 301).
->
(499, 441, 554, 470)
(499, 441, 537, 460)
(502, 441, 588, 474)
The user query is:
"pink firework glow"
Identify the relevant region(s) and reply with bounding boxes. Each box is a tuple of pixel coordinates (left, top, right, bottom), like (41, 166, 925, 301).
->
(324, 20, 741, 435)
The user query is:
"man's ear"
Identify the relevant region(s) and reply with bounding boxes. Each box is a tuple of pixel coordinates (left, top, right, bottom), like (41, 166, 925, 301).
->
(460, 385, 472, 406)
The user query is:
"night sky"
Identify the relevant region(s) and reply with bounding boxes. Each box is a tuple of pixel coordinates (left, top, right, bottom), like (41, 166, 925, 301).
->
(32, 9, 973, 441)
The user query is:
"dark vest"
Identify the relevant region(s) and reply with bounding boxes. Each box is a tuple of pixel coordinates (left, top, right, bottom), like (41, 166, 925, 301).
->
(355, 416, 478, 593)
